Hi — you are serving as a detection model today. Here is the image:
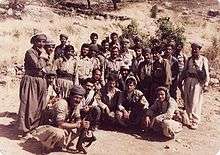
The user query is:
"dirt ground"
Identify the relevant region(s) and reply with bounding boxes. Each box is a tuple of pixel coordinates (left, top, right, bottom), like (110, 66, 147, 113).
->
(0, 0, 220, 155)
(0, 77, 219, 155)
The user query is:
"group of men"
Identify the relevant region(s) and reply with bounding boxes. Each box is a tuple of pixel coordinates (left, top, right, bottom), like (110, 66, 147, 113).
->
(17, 31, 210, 154)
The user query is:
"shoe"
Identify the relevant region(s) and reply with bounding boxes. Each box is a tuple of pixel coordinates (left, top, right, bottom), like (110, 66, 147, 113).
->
(189, 123, 198, 130)
(76, 145, 87, 154)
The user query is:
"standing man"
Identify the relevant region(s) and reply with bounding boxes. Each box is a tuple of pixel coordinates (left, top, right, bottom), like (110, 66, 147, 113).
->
(109, 32, 120, 50)
(151, 47, 172, 103)
(53, 45, 77, 98)
(120, 38, 136, 67)
(76, 43, 97, 85)
(163, 44, 179, 100)
(89, 33, 102, 53)
(54, 34, 70, 60)
(105, 46, 124, 80)
(173, 42, 186, 99)
(138, 48, 153, 104)
(181, 42, 209, 129)
(18, 34, 48, 137)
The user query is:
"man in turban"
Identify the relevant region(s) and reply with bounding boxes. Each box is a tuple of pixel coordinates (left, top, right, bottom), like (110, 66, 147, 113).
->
(31, 85, 93, 153)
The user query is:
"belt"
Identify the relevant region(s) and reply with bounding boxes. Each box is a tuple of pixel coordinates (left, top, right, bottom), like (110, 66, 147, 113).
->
(187, 73, 198, 78)
(25, 71, 45, 78)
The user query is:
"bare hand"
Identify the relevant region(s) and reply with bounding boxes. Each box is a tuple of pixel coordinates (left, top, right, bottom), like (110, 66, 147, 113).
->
(143, 116, 151, 128)
(83, 105, 90, 112)
(123, 110, 129, 119)
(81, 120, 90, 129)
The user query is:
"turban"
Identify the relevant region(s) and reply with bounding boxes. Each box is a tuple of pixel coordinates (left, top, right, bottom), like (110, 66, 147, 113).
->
(125, 76, 137, 85)
(122, 38, 130, 43)
(69, 85, 86, 96)
(45, 39, 55, 46)
(30, 34, 47, 44)
(120, 64, 130, 71)
(60, 34, 68, 39)
(191, 42, 202, 49)
(156, 86, 170, 99)
(46, 70, 57, 76)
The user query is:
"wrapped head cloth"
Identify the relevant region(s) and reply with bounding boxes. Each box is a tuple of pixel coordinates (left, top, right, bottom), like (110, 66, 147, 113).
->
(30, 34, 47, 44)
(60, 34, 68, 40)
(69, 85, 86, 96)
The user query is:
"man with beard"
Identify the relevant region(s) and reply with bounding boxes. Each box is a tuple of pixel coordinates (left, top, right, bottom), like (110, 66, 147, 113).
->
(105, 46, 124, 80)
(31, 85, 91, 153)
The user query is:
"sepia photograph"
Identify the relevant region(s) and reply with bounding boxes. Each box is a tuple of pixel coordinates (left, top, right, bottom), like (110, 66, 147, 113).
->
(0, 0, 219, 154)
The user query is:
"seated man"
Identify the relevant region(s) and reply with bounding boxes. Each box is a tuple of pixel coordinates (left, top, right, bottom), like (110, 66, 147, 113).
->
(99, 74, 121, 125)
(31, 85, 94, 154)
(81, 79, 102, 131)
(144, 86, 183, 139)
(116, 76, 149, 129)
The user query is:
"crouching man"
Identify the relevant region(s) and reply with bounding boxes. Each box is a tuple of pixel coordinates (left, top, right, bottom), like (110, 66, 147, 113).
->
(144, 86, 183, 139)
(116, 76, 149, 129)
(31, 85, 95, 154)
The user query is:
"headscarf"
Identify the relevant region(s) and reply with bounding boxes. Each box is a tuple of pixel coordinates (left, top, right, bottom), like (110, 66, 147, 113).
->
(69, 85, 86, 96)
(60, 34, 68, 40)
(30, 34, 47, 44)
(191, 42, 202, 49)
(156, 86, 170, 100)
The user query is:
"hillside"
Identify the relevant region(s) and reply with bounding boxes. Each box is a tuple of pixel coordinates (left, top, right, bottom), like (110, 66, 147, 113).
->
(0, 0, 219, 155)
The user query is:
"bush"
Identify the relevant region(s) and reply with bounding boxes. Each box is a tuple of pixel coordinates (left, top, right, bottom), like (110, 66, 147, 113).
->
(204, 37, 220, 69)
(119, 19, 150, 47)
(156, 17, 185, 43)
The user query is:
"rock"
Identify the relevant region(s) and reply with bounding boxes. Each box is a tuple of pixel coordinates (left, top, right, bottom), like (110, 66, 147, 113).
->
(163, 2, 172, 8)
(164, 145, 170, 149)
(182, 10, 190, 15)
(208, 9, 219, 17)
(0, 8, 6, 14)
(209, 70, 217, 78)
(210, 78, 219, 85)
(0, 77, 7, 86)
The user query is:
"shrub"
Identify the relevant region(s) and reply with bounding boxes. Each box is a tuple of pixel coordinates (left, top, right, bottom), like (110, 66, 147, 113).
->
(204, 37, 220, 69)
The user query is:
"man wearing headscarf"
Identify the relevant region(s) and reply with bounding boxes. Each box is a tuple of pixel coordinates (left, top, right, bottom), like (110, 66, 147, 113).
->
(116, 76, 149, 129)
(144, 87, 183, 139)
(31, 85, 92, 153)
(18, 34, 49, 137)
(180, 42, 209, 129)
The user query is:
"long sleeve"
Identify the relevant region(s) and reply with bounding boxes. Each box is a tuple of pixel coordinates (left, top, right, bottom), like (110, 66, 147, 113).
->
(203, 57, 210, 86)
(24, 49, 47, 71)
(155, 98, 177, 121)
(164, 59, 172, 87)
(117, 92, 125, 111)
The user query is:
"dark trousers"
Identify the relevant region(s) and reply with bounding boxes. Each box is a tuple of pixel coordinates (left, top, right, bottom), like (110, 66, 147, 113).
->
(81, 106, 101, 128)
